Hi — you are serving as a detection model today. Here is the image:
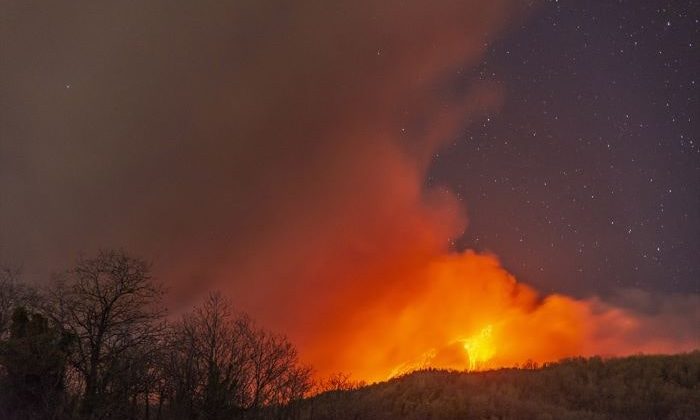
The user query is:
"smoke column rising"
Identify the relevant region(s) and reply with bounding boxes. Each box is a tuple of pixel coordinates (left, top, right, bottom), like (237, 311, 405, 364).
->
(1, 1, 697, 381)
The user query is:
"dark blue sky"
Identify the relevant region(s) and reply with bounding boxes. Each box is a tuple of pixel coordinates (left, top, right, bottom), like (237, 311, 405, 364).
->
(430, 1, 699, 296)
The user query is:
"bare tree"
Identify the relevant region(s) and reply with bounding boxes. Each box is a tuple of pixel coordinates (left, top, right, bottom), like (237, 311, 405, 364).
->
(316, 372, 365, 394)
(2, 255, 312, 419)
(246, 327, 303, 409)
(161, 292, 312, 420)
(48, 250, 166, 419)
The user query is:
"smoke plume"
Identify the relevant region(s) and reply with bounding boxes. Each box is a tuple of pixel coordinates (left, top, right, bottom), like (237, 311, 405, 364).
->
(1, 1, 697, 381)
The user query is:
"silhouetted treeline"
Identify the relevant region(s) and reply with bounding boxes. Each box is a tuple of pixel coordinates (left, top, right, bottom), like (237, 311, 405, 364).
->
(299, 352, 700, 420)
(0, 250, 312, 420)
(3, 251, 700, 419)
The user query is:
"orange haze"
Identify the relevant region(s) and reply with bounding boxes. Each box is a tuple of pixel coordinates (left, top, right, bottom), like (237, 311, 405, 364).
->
(160, 0, 700, 383)
(7, 0, 696, 384)
(180, 1, 700, 383)
(301, 250, 699, 382)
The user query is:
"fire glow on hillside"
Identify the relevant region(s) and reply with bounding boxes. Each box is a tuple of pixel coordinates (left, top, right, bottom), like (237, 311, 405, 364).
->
(303, 251, 699, 383)
(4, 0, 697, 390)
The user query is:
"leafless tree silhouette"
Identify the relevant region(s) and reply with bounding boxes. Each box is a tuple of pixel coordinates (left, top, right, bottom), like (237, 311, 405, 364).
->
(48, 250, 166, 418)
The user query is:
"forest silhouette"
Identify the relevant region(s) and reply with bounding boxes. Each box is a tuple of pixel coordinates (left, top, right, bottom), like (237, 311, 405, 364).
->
(1, 250, 698, 420)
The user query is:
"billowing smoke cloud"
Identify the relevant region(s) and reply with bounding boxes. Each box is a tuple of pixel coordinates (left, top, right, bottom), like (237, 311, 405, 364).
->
(1, 1, 697, 382)
(316, 251, 700, 381)
(0, 0, 519, 320)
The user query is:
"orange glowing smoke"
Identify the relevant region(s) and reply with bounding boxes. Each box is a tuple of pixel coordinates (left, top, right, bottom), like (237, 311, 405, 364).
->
(177, 0, 700, 386)
(304, 251, 699, 383)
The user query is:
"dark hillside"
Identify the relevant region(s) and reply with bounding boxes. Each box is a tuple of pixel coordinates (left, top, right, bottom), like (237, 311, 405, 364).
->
(298, 352, 700, 420)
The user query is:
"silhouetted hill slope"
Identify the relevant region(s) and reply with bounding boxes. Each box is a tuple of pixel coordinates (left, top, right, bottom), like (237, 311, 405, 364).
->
(298, 352, 700, 420)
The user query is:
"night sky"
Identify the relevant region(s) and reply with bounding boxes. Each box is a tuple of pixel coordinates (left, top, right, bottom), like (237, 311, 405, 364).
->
(432, 1, 699, 297)
(1, 1, 698, 375)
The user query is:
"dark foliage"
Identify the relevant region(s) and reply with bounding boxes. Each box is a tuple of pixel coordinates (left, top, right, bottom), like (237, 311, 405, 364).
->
(0, 307, 73, 419)
(1, 251, 697, 419)
(0, 250, 311, 420)
(300, 352, 700, 420)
